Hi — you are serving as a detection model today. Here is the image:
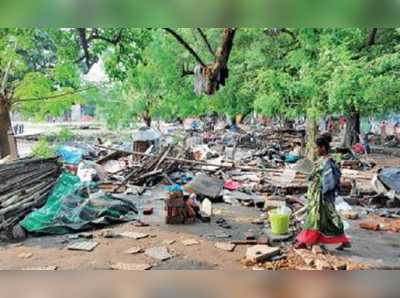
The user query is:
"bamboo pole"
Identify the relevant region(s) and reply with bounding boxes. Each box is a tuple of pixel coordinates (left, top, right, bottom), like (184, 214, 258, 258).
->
(98, 145, 282, 173)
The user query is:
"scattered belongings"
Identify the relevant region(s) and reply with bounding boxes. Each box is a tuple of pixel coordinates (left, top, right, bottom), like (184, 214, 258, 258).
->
(202, 199, 213, 216)
(2, 120, 399, 270)
(0, 157, 61, 236)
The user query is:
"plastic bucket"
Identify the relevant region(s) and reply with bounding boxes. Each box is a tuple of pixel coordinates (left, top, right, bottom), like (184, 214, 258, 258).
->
(269, 210, 291, 235)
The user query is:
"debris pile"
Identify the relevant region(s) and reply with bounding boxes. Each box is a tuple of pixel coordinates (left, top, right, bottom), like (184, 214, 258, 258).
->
(0, 158, 61, 234)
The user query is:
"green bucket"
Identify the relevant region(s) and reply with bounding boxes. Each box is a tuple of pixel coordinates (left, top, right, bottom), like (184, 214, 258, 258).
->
(269, 209, 291, 235)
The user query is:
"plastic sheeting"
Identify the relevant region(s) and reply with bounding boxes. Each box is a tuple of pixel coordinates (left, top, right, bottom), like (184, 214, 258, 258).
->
(378, 168, 400, 193)
(373, 168, 400, 200)
(55, 146, 84, 165)
(132, 127, 161, 142)
(20, 172, 139, 235)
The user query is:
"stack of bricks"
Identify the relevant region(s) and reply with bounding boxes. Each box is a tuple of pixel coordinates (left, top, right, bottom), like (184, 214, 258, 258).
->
(165, 189, 199, 224)
(165, 190, 186, 224)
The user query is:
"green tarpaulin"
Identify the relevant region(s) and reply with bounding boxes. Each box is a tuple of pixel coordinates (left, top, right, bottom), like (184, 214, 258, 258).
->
(20, 172, 139, 235)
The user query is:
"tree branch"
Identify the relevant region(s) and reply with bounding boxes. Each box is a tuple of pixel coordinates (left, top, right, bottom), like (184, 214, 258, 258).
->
(164, 28, 207, 68)
(12, 83, 110, 105)
(181, 63, 194, 77)
(88, 28, 125, 45)
(76, 28, 125, 74)
(197, 28, 215, 57)
(0, 60, 12, 97)
(359, 28, 378, 51)
(77, 28, 96, 73)
(280, 28, 297, 40)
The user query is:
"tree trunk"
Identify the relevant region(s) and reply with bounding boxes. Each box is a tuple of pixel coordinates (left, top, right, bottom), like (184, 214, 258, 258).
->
(143, 113, 152, 127)
(207, 28, 237, 94)
(306, 116, 318, 160)
(0, 98, 13, 158)
(343, 111, 360, 148)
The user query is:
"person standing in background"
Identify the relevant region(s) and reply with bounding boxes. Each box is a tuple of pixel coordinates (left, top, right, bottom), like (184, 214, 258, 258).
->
(381, 121, 387, 136)
(338, 116, 345, 132)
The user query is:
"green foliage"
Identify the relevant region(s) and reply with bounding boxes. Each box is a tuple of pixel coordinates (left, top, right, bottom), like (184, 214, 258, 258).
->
(31, 137, 55, 158)
(0, 28, 85, 120)
(7, 28, 395, 132)
(56, 127, 73, 143)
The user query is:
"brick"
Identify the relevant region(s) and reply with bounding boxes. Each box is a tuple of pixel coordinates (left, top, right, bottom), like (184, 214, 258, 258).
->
(143, 207, 154, 215)
(111, 263, 152, 271)
(182, 239, 200, 246)
(341, 211, 359, 220)
(315, 259, 333, 270)
(119, 232, 149, 240)
(244, 231, 256, 240)
(359, 221, 380, 231)
(312, 245, 324, 255)
(215, 242, 236, 252)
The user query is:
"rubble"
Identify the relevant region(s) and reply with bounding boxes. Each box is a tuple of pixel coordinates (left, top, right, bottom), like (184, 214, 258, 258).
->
(246, 245, 281, 263)
(0, 158, 61, 236)
(2, 120, 399, 270)
(111, 263, 153, 271)
(215, 242, 236, 252)
(145, 246, 172, 261)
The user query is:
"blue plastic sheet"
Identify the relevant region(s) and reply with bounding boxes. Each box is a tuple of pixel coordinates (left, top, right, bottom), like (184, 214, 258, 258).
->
(55, 146, 84, 165)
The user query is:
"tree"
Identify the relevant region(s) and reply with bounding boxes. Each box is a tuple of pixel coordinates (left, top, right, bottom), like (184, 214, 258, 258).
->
(249, 28, 400, 150)
(325, 28, 400, 147)
(0, 29, 85, 158)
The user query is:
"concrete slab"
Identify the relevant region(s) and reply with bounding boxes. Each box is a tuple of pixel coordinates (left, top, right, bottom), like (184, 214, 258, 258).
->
(145, 247, 172, 261)
(246, 245, 280, 262)
(68, 241, 99, 252)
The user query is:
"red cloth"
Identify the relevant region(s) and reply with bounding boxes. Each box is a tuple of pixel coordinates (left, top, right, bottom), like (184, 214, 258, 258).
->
(224, 180, 241, 191)
(297, 230, 350, 245)
(353, 144, 365, 155)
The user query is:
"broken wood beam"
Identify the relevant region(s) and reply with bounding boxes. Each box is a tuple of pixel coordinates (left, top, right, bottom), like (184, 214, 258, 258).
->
(98, 146, 282, 173)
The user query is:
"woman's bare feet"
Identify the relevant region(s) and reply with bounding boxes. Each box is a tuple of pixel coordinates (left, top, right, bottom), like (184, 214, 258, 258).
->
(293, 242, 307, 250)
(336, 242, 352, 251)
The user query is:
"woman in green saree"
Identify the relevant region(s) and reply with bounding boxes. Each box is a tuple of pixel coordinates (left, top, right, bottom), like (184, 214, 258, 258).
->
(294, 136, 351, 251)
